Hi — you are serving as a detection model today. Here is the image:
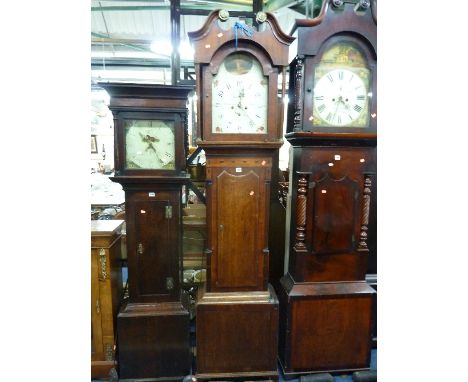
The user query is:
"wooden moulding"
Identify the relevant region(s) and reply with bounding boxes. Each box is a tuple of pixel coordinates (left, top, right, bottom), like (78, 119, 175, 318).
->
(188, 10, 294, 66)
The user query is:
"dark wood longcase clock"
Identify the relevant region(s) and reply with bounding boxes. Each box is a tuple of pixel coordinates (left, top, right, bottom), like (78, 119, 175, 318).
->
(100, 83, 193, 381)
(278, 0, 377, 377)
(188, 10, 294, 380)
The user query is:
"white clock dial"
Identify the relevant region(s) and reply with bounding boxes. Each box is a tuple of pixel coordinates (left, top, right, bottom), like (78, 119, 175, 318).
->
(313, 68, 368, 127)
(212, 53, 268, 134)
(125, 120, 175, 170)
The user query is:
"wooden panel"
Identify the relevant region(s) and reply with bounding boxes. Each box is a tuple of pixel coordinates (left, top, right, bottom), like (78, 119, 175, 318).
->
(196, 294, 278, 375)
(216, 170, 259, 288)
(126, 190, 181, 302)
(208, 160, 270, 292)
(311, 175, 358, 254)
(287, 146, 376, 282)
(290, 296, 372, 371)
(135, 200, 173, 297)
(91, 249, 103, 362)
(117, 302, 190, 380)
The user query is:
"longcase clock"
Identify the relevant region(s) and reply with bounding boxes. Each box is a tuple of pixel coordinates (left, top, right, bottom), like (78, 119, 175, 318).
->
(188, 10, 294, 380)
(278, 0, 377, 376)
(100, 83, 193, 381)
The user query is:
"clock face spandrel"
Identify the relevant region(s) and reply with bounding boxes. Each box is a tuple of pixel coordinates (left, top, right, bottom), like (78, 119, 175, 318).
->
(212, 53, 268, 134)
(312, 43, 371, 128)
(124, 120, 176, 170)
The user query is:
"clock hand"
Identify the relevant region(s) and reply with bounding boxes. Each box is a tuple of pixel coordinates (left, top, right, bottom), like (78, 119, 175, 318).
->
(145, 143, 158, 153)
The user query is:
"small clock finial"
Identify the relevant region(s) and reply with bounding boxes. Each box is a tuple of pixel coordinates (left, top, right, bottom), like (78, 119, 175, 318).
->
(218, 9, 229, 21)
(256, 11, 267, 24)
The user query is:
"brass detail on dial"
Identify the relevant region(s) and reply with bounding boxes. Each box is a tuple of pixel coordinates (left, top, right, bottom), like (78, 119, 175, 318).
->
(218, 9, 229, 21)
(256, 11, 267, 23)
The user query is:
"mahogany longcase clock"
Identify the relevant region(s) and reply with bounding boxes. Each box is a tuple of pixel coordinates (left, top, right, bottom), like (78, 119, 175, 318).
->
(100, 83, 193, 381)
(188, 10, 294, 379)
(278, 0, 377, 376)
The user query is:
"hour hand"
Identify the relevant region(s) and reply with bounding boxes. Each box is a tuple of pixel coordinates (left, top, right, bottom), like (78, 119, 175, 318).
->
(146, 143, 157, 153)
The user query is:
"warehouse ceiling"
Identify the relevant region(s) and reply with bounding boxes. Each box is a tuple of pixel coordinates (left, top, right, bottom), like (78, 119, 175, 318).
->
(91, 0, 321, 85)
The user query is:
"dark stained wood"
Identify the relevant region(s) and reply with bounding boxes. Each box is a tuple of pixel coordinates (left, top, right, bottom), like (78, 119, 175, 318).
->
(205, 152, 272, 292)
(189, 10, 294, 145)
(196, 286, 278, 377)
(287, 146, 376, 282)
(100, 83, 193, 178)
(188, 10, 292, 379)
(278, 276, 375, 375)
(188, 10, 294, 66)
(103, 84, 193, 380)
(268, 159, 287, 293)
(124, 187, 183, 302)
(117, 301, 190, 380)
(91, 220, 124, 379)
(286, 0, 377, 135)
(279, 1, 377, 376)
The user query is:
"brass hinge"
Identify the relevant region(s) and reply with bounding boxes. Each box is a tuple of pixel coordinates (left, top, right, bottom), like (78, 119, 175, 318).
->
(166, 277, 175, 290)
(96, 300, 101, 314)
(165, 205, 173, 219)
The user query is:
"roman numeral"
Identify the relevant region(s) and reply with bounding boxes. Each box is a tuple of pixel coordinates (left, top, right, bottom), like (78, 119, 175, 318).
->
(327, 74, 334, 82)
(218, 91, 224, 97)
(338, 71, 344, 80)
(353, 105, 363, 112)
(356, 95, 365, 100)
(315, 95, 324, 101)
(337, 116, 342, 124)
(226, 83, 231, 90)
(326, 113, 332, 122)
(317, 104, 326, 113)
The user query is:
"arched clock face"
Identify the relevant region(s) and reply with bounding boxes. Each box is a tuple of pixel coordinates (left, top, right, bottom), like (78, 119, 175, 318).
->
(313, 68, 369, 127)
(124, 120, 175, 170)
(212, 53, 268, 134)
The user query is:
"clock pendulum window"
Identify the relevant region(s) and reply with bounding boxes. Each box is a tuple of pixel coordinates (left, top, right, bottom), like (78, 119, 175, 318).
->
(188, 10, 294, 380)
(100, 83, 193, 381)
(278, 0, 377, 377)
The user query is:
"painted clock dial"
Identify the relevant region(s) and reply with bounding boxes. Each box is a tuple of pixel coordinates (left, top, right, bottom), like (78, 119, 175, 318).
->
(124, 120, 176, 170)
(212, 52, 268, 134)
(312, 42, 371, 128)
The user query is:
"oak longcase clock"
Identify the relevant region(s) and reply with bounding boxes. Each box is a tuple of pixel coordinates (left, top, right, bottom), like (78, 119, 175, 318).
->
(287, 0, 377, 136)
(278, 0, 377, 377)
(188, 10, 294, 379)
(100, 83, 193, 381)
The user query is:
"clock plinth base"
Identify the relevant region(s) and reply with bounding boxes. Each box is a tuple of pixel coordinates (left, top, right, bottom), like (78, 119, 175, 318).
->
(195, 285, 279, 377)
(117, 301, 191, 381)
(91, 360, 116, 380)
(278, 275, 375, 375)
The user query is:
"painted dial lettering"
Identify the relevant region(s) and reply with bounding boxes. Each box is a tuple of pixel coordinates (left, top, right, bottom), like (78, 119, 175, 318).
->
(313, 68, 368, 126)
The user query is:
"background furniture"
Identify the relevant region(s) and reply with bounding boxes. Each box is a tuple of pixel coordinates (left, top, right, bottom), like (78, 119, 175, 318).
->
(91, 219, 125, 379)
